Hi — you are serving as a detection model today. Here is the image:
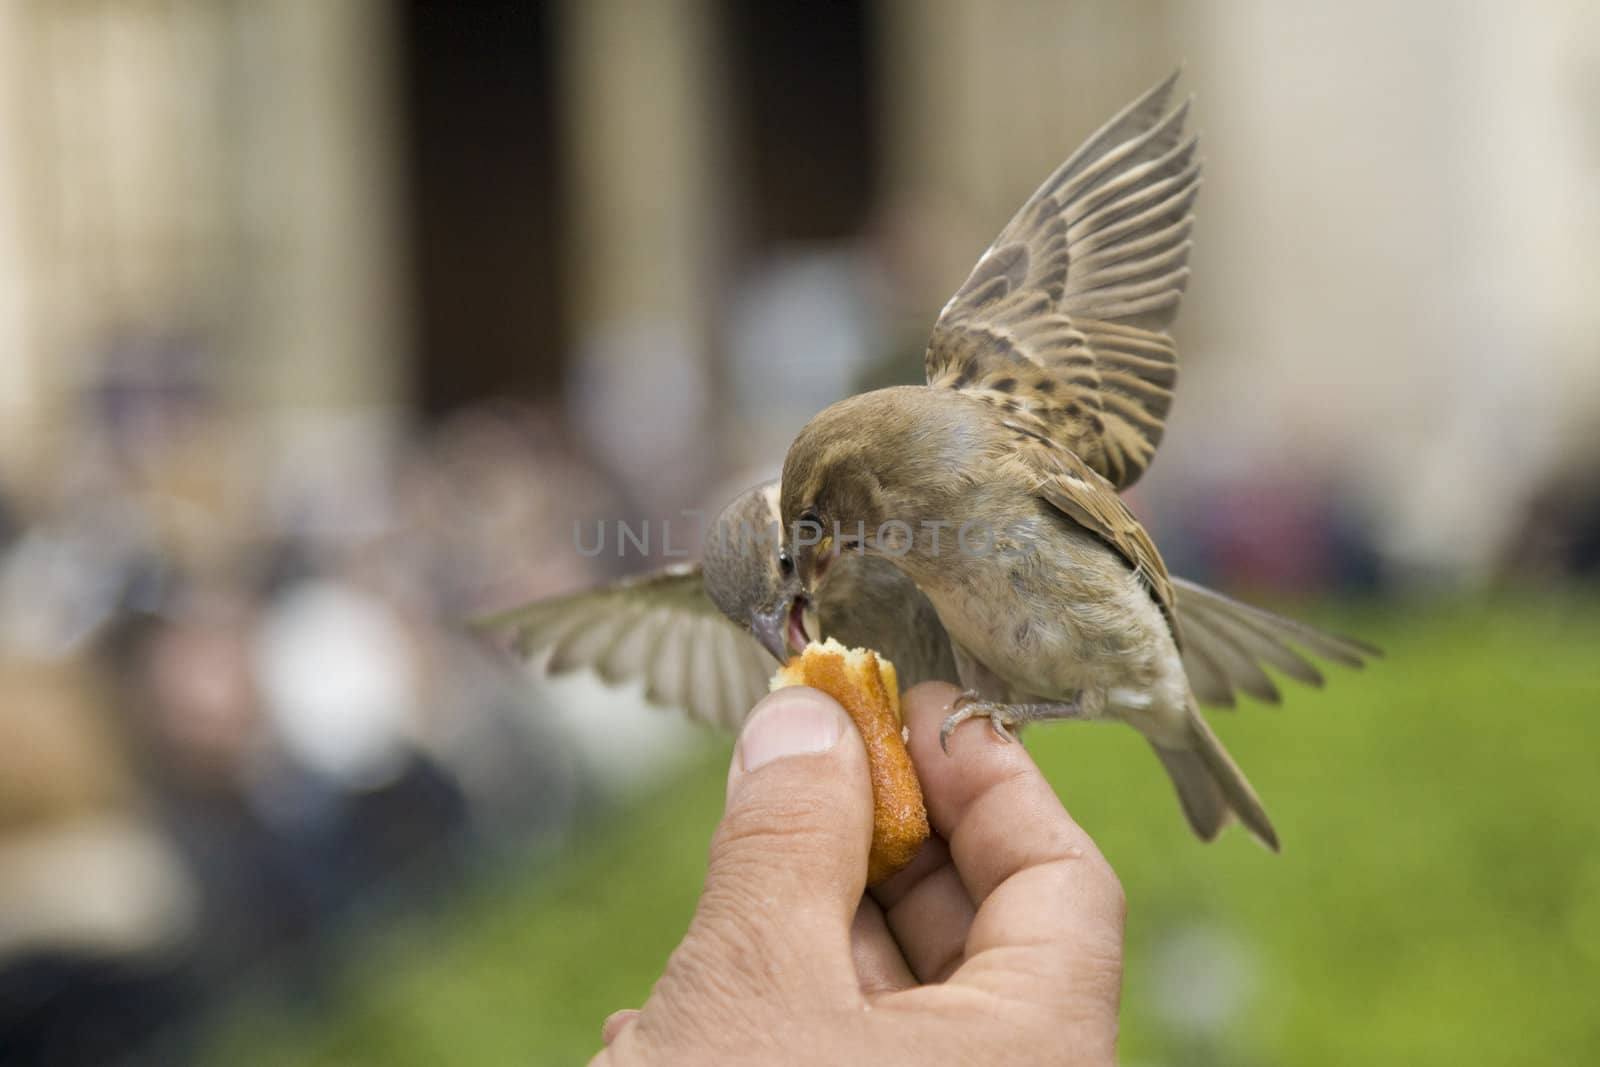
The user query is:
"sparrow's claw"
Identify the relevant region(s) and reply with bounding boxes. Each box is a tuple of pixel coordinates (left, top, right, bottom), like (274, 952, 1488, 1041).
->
(938, 705, 972, 755)
(939, 695, 1083, 754)
(990, 714, 1020, 744)
(939, 691, 1020, 754)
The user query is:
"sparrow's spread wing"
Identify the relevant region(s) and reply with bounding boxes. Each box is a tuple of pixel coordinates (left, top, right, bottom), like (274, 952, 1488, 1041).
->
(926, 72, 1197, 489)
(1172, 577, 1382, 708)
(1005, 422, 1179, 635)
(477, 565, 772, 730)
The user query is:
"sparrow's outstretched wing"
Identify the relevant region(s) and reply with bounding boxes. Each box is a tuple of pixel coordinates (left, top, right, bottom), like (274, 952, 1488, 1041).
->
(927, 71, 1197, 489)
(1172, 578, 1382, 708)
(477, 565, 772, 730)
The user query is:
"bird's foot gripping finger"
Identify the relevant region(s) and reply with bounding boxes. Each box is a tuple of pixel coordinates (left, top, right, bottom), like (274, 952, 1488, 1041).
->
(939, 696, 1084, 755)
(940, 691, 1022, 753)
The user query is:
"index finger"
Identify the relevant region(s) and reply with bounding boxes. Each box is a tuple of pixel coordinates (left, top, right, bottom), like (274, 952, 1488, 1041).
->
(901, 683, 1125, 995)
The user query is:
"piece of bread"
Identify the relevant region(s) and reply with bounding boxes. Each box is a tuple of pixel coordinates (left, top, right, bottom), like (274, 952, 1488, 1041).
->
(771, 638, 929, 884)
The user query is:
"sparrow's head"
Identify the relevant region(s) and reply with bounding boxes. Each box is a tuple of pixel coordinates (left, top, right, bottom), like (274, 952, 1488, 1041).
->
(702, 482, 816, 662)
(779, 392, 914, 590)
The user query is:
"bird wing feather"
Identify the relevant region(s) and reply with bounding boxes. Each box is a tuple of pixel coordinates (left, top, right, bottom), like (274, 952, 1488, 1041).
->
(1003, 428, 1384, 706)
(475, 564, 772, 730)
(1002, 428, 1381, 695)
(1004, 421, 1180, 638)
(1171, 576, 1381, 707)
(926, 71, 1198, 489)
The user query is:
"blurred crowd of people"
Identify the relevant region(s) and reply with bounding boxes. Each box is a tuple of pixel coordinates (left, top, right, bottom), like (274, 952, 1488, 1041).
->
(0, 359, 635, 1064)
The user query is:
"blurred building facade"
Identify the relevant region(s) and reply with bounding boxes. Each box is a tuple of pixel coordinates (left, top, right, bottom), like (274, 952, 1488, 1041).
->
(1, 0, 1595, 583)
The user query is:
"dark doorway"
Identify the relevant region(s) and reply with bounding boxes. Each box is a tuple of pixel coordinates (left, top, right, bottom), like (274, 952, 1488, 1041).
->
(398, 0, 566, 416)
(720, 0, 880, 249)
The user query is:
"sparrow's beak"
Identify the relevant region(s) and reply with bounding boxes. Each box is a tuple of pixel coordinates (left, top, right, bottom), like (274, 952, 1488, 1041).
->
(750, 595, 812, 662)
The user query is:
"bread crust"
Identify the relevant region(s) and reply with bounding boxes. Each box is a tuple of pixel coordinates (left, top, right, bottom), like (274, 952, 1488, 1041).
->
(772, 638, 929, 883)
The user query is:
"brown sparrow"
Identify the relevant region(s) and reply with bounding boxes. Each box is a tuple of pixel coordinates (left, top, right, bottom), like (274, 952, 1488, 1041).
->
(487, 74, 1376, 847)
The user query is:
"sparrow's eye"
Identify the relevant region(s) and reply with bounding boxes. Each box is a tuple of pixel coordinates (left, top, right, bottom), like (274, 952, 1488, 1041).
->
(777, 548, 794, 577)
(800, 508, 820, 528)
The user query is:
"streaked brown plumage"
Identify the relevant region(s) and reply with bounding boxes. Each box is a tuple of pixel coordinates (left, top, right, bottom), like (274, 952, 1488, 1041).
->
(777, 73, 1378, 850)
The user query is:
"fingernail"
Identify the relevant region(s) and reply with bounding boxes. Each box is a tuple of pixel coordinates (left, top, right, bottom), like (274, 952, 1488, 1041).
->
(740, 688, 844, 772)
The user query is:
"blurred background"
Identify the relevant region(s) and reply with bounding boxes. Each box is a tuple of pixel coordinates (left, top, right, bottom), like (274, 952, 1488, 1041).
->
(0, 1, 1597, 1064)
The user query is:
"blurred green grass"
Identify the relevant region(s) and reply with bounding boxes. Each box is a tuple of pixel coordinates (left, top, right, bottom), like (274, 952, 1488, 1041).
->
(204, 597, 1600, 1066)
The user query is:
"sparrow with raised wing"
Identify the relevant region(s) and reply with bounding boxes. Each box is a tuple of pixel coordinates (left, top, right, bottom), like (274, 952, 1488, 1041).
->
(776, 73, 1377, 850)
(487, 74, 1376, 848)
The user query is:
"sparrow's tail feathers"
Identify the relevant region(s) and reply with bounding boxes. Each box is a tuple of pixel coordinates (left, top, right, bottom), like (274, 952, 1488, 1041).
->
(1153, 710, 1280, 852)
(1149, 742, 1228, 842)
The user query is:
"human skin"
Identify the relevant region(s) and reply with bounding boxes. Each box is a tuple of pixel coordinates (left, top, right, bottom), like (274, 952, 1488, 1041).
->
(589, 682, 1126, 1066)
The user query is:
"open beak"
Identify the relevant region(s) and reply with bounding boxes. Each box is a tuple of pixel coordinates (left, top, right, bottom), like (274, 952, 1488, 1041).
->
(750, 595, 812, 662)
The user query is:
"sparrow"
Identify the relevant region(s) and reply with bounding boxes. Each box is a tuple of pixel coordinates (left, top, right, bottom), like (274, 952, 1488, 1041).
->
(776, 73, 1378, 849)
(486, 73, 1376, 846)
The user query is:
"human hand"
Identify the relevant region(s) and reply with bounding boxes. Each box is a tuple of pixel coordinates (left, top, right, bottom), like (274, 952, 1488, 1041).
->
(591, 682, 1126, 1066)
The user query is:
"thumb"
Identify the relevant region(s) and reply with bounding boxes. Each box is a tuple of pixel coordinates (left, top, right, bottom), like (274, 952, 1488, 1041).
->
(693, 687, 874, 984)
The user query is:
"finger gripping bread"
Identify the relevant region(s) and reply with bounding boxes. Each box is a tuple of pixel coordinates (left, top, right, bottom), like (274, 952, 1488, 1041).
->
(770, 638, 929, 884)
